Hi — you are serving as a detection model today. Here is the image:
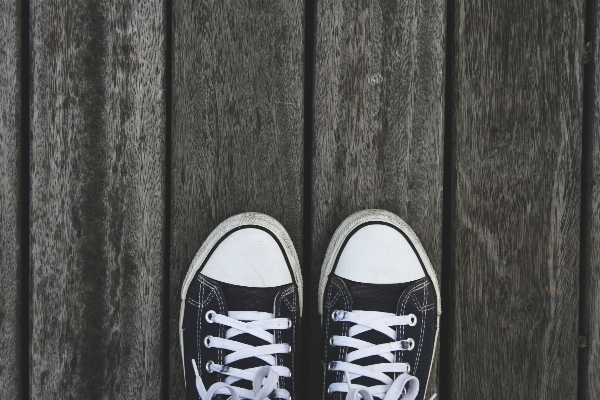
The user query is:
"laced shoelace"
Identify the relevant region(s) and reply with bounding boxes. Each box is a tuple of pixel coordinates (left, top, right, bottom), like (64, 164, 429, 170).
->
(192, 310, 292, 399)
(327, 310, 420, 400)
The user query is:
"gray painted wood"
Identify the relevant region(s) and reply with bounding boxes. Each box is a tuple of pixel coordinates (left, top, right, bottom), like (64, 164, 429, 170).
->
(170, 1, 305, 398)
(449, 0, 583, 398)
(30, 1, 165, 397)
(0, 0, 21, 397)
(311, 1, 445, 398)
(582, 6, 600, 397)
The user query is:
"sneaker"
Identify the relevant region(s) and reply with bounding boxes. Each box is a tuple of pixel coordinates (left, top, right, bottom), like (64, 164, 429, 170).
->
(180, 213, 303, 399)
(318, 210, 441, 400)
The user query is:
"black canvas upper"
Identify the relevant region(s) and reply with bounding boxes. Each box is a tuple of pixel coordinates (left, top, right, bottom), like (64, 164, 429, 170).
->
(321, 275, 437, 400)
(182, 274, 298, 400)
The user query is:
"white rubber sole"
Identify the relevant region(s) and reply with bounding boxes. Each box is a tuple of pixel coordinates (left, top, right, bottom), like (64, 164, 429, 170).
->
(318, 209, 441, 396)
(179, 212, 303, 377)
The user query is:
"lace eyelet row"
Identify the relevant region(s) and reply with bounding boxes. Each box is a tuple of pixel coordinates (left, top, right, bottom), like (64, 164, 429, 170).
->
(331, 310, 418, 325)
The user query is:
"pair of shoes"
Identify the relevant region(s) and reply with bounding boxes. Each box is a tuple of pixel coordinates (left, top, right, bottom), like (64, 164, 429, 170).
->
(179, 210, 441, 400)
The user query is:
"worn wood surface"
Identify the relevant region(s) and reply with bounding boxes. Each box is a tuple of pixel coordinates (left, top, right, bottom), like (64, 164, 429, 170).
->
(582, 4, 600, 396)
(0, 0, 21, 397)
(449, 0, 583, 398)
(311, 1, 445, 398)
(30, 1, 165, 397)
(170, 1, 305, 398)
(5, 0, 599, 397)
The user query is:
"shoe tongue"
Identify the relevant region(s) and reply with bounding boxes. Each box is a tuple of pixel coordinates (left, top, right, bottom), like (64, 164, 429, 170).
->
(342, 278, 412, 313)
(220, 282, 282, 313)
(218, 283, 289, 392)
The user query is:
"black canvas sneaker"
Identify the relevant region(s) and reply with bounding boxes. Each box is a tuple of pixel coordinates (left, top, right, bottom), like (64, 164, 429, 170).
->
(180, 213, 303, 400)
(319, 210, 440, 400)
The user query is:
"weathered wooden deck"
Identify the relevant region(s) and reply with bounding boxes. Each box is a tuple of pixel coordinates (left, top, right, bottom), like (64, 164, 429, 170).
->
(0, 0, 598, 398)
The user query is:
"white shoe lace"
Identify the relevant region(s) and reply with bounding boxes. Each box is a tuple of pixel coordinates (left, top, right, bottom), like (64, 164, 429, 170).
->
(327, 310, 420, 400)
(192, 310, 292, 399)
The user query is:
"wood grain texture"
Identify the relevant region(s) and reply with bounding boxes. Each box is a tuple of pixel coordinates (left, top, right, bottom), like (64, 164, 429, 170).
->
(311, 1, 445, 398)
(582, 5, 600, 396)
(449, 0, 583, 398)
(0, 0, 21, 397)
(30, 1, 165, 397)
(170, 1, 304, 398)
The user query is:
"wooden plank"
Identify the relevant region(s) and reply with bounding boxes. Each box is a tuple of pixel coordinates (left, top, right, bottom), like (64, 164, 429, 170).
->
(311, 1, 445, 398)
(30, 1, 165, 397)
(582, 3, 600, 396)
(170, 1, 305, 398)
(0, 0, 22, 397)
(449, 0, 583, 397)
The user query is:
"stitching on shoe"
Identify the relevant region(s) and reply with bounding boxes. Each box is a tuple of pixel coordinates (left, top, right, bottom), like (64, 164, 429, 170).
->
(201, 290, 216, 308)
(414, 284, 428, 374)
(324, 277, 343, 400)
(398, 289, 408, 365)
(288, 287, 297, 396)
(325, 289, 342, 310)
(323, 288, 332, 400)
(283, 297, 295, 312)
(283, 286, 296, 312)
(196, 276, 205, 378)
(274, 287, 284, 391)
(187, 297, 201, 307)
(274, 285, 296, 394)
(407, 282, 428, 310)
(332, 277, 351, 400)
(201, 277, 226, 374)
(397, 281, 427, 366)
(413, 281, 434, 312)
(326, 274, 348, 310)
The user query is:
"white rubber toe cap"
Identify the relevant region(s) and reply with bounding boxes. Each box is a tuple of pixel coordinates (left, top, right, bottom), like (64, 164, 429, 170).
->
(334, 224, 426, 284)
(201, 227, 293, 287)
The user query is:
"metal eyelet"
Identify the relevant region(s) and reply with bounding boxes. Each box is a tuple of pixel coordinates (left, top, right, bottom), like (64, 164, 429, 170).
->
(287, 318, 292, 328)
(205, 360, 214, 373)
(329, 337, 335, 346)
(205, 310, 216, 323)
(328, 361, 336, 370)
(203, 335, 212, 348)
(406, 338, 415, 351)
(331, 310, 339, 321)
(408, 313, 417, 326)
(286, 344, 292, 353)
(406, 362, 411, 373)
